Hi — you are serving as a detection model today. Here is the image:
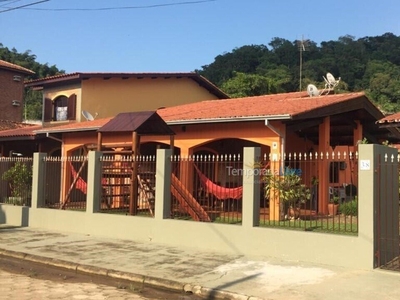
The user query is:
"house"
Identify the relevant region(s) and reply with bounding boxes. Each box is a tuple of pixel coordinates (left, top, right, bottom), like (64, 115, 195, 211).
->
(0, 71, 228, 156)
(25, 91, 400, 217)
(24, 72, 229, 125)
(0, 60, 35, 123)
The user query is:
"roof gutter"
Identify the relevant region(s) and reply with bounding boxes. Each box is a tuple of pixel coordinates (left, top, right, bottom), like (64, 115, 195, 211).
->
(166, 114, 292, 125)
(46, 132, 63, 143)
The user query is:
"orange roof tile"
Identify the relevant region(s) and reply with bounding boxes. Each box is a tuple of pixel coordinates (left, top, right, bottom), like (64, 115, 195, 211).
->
(0, 60, 35, 75)
(377, 112, 400, 124)
(34, 118, 113, 134)
(0, 124, 42, 139)
(157, 92, 367, 123)
(31, 92, 370, 135)
(0, 120, 36, 132)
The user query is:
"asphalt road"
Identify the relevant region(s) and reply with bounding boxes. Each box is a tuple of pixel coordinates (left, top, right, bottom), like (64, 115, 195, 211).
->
(0, 255, 201, 300)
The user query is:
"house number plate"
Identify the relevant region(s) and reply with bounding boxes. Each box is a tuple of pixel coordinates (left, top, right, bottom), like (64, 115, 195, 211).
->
(360, 160, 371, 171)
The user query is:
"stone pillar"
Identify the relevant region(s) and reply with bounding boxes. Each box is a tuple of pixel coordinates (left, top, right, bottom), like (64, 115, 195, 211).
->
(86, 151, 102, 214)
(155, 149, 172, 220)
(31, 152, 47, 208)
(358, 144, 399, 268)
(242, 147, 261, 227)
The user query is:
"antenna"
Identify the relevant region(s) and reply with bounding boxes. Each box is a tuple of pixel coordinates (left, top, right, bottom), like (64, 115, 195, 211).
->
(320, 72, 341, 95)
(307, 84, 320, 97)
(82, 110, 97, 121)
(297, 35, 310, 91)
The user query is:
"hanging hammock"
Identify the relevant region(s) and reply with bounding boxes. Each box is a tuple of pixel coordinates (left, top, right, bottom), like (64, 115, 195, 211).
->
(194, 165, 243, 200)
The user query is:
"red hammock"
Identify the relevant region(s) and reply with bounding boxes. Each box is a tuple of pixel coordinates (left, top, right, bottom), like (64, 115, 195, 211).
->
(69, 161, 88, 194)
(194, 165, 243, 200)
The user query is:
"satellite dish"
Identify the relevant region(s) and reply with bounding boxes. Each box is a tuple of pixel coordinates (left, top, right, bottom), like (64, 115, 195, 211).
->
(326, 72, 336, 84)
(321, 72, 341, 95)
(82, 110, 96, 121)
(307, 84, 320, 97)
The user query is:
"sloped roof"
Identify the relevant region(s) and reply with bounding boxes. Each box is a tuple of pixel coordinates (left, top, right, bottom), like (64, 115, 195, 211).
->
(29, 91, 380, 136)
(377, 112, 400, 125)
(24, 72, 229, 99)
(0, 124, 43, 141)
(0, 120, 36, 131)
(34, 117, 113, 134)
(157, 91, 379, 123)
(99, 111, 175, 135)
(0, 60, 35, 75)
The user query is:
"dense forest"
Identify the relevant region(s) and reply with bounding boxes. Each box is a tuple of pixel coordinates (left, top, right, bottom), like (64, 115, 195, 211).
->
(197, 32, 400, 114)
(0, 43, 64, 120)
(1, 32, 400, 120)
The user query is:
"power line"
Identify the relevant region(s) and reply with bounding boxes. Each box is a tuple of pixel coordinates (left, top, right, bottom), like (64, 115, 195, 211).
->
(12, 0, 216, 11)
(0, 0, 49, 13)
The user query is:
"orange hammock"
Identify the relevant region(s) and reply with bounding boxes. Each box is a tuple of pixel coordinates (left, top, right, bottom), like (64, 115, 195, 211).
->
(194, 165, 243, 200)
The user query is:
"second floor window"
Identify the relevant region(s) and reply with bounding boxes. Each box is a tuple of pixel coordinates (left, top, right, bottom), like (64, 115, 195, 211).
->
(55, 96, 68, 121)
(44, 94, 76, 122)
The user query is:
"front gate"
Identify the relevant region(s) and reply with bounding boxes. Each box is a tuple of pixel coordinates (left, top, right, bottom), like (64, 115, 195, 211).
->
(375, 152, 400, 270)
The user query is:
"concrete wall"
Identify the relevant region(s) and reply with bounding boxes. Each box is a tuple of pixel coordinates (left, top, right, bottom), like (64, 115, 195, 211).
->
(21, 146, 396, 269)
(0, 204, 29, 226)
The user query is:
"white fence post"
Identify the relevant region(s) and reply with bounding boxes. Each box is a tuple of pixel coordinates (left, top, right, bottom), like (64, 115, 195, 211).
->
(86, 151, 103, 214)
(31, 152, 47, 209)
(155, 149, 172, 220)
(242, 147, 261, 228)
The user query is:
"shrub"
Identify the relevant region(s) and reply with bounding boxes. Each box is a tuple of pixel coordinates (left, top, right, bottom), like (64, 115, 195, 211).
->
(339, 198, 358, 216)
(2, 161, 32, 198)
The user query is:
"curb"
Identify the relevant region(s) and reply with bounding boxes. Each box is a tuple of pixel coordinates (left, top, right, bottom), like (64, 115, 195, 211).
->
(0, 248, 262, 300)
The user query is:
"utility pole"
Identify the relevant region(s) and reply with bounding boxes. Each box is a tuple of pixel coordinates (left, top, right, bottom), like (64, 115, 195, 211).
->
(297, 35, 309, 91)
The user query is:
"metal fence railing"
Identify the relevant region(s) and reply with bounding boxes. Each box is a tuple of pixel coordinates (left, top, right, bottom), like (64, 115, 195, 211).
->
(171, 154, 243, 224)
(43, 156, 87, 211)
(0, 157, 33, 207)
(100, 155, 156, 217)
(259, 152, 358, 234)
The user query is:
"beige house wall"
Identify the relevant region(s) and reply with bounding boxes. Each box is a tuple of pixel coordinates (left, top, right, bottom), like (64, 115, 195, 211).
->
(80, 77, 220, 120)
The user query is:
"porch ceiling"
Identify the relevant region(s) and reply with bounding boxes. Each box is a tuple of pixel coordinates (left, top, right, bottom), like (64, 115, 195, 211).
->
(286, 109, 400, 146)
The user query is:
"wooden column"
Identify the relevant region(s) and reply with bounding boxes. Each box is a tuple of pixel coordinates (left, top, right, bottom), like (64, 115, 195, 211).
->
(129, 131, 139, 215)
(318, 116, 330, 215)
(97, 132, 102, 151)
(170, 135, 175, 157)
(353, 120, 363, 148)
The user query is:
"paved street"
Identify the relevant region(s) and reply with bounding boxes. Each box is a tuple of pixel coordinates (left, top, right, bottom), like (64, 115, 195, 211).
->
(0, 269, 147, 300)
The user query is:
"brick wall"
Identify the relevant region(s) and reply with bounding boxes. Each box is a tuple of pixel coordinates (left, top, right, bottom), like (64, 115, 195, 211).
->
(0, 69, 25, 122)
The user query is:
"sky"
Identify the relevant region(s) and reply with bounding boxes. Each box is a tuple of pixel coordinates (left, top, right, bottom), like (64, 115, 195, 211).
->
(0, 0, 399, 74)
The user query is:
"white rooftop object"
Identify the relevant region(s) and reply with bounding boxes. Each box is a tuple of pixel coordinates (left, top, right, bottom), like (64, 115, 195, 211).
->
(320, 72, 341, 95)
(307, 84, 320, 97)
(82, 110, 97, 121)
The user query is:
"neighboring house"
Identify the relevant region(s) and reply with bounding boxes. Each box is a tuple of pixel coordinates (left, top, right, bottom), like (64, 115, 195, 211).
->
(21, 91, 398, 216)
(376, 112, 400, 150)
(0, 60, 35, 123)
(377, 112, 400, 128)
(24, 72, 229, 125)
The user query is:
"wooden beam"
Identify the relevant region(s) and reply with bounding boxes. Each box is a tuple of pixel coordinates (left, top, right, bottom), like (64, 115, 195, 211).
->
(97, 132, 102, 151)
(287, 119, 323, 132)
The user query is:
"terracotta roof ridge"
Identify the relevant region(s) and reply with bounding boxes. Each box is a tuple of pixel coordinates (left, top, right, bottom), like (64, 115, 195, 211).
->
(0, 59, 35, 74)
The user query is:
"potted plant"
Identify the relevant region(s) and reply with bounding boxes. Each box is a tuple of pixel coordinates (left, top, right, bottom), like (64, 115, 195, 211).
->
(264, 168, 311, 220)
(328, 195, 339, 216)
(1, 161, 32, 205)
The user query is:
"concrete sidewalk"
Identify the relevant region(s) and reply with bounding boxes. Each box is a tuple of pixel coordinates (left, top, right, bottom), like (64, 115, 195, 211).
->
(0, 226, 400, 300)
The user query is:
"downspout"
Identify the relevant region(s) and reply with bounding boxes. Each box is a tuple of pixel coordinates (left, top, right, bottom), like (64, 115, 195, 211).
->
(265, 119, 286, 160)
(265, 119, 286, 220)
